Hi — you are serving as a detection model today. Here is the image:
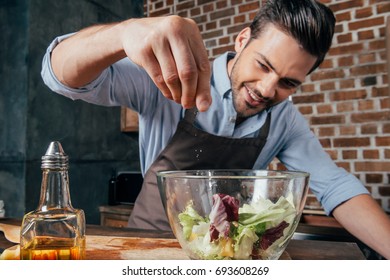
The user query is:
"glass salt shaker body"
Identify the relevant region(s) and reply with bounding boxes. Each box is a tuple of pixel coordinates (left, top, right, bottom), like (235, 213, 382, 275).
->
(20, 141, 86, 260)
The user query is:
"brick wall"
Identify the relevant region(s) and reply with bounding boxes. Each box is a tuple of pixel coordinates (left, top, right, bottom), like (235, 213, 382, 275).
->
(144, 0, 390, 213)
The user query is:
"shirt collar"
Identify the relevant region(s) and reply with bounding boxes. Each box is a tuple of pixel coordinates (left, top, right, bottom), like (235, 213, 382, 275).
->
(212, 52, 235, 98)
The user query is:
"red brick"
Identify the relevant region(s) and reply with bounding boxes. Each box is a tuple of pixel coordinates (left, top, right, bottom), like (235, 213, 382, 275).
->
(216, 0, 228, 9)
(381, 97, 390, 109)
(218, 36, 230, 45)
(311, 115, 345, 125)
(350, 64, 386, 76)
(234, 15, 246, 24)
(358, 30, 375, 40)
(369, 39, 386, 51)
(297, 106, 313, 115)
(220, 18, 231, 27)
(329, 43, 364, 56)
(300, 84, 315, 93)
(342, 150, 358, 160)
(318, 127, 335, 137)
(339, 79, 355, 89)
(205, 21, 217, 30)
(212, 45, 234, 56)
(385, 149, 390, 158)
(198, 0, 215, 5)
(202, 3, 214, 13)
(205, 39, 216, 48)
(333, 137, 370, 147)
(377, 2, 390, 14)
(310, 69, 345, 81)
(150, 7, 171, 16)
(351, 111, 390, 123)
(291, 94, 324, 104)
(355, 161, 390, 172)
(378, 186, 390, 196)
(210, 8, 235, 20)
(338, 56, 354, 67)
(340, 126, 356, 135)
(372, 87, 389, 97)
(348, 17, 385, 31)
(190, 7, 201, 17)
(317, 104, 333, 114)
(238, 2, 260, 13)
(337, 101, 355, 112)
(358, 100, 374, 111)
(319, 59, 333, 69)
(330, 90, 367, 101)
(202, 29, 223, 40)
(366, 173, 383, 184)
(337, 33, 352, 44)
(329, 0, 364, 13)
(376, 137, 390, 146)
(319, 138, 331, 148)
(355, 7, 373, 19)
(335, 11, 351, 22)
(177, 10, 189, 17)
(320, 81, 336, 91)
(361, 124, 378, 134)
(363, 150, 380, 159)
(227, 23, 249, 34)
(177, 1, 195, 10)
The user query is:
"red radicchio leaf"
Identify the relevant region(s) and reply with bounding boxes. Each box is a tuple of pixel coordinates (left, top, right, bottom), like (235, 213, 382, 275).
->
(259, 220, 289, 250)
(209, 194, 239, 241)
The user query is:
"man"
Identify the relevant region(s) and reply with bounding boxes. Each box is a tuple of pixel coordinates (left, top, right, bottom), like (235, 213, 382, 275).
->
(41, 0, 390, 259)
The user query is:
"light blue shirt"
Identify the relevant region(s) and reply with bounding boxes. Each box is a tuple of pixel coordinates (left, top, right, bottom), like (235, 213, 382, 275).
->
(41, 34, 369, 215)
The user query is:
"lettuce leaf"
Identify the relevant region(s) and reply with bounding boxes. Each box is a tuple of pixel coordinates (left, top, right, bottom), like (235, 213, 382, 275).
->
(178, 202, 206, 240)
(178, 192, 297, 260)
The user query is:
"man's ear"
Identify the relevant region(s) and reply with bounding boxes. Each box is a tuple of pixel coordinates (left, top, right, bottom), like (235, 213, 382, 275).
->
(234, 27, 251, 52)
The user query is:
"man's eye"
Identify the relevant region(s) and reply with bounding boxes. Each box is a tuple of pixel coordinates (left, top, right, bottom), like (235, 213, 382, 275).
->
(279, 79, 297, 89)
(257, 61, 269, 72)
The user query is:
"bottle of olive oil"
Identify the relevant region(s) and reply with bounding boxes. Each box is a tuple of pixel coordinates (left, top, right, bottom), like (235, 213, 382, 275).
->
(20, 141, 86, 260)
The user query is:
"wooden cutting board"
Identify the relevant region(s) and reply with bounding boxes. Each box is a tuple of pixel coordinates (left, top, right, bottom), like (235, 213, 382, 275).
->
(86, 235, 189, 260)
(1, 222, 290, 260)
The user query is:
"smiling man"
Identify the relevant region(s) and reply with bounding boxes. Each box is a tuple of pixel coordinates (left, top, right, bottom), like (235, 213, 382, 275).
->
(41, 0, 390, 259)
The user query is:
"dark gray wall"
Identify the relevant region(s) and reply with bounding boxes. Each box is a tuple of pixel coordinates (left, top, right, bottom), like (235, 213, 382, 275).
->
(0, 0, 143, 224)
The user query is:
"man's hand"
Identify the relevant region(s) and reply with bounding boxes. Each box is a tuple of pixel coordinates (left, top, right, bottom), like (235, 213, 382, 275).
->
(120, 16, 211, 112)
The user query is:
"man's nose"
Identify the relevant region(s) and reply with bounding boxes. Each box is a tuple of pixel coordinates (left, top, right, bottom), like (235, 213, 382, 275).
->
(257, 75, 277, 99)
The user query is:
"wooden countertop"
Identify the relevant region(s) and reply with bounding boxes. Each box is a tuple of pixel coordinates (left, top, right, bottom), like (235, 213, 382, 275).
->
(0, 218, 366, 260)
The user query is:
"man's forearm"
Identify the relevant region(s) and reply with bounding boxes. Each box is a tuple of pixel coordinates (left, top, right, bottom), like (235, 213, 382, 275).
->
(332, 194, 390, 259)
(51, 21, 128, 88)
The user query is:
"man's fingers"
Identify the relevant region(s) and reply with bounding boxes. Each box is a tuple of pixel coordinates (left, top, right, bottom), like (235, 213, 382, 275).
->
(188, 27, 212, 112)
(169, 39, 198, 109)
(141, 52, 174, 101)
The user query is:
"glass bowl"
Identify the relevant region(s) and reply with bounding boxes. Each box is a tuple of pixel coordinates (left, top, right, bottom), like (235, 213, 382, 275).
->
(157, 169, 310, 260)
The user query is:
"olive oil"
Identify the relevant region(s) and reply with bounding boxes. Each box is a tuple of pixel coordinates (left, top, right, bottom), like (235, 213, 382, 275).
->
(20, 142, 86, 260)
(21, 236, 86, 260)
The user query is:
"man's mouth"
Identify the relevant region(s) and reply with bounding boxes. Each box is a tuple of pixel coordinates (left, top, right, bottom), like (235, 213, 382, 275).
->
(244, 84, 267, 106)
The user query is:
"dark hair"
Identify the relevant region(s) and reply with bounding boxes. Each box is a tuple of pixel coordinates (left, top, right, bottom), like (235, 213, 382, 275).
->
(250, 0, 335, 73)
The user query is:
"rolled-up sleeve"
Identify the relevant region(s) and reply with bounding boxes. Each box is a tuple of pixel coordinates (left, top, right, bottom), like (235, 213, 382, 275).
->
(41, 33, 113, 102)
(41, 34, 160, 114)
(275, 104, 369, 215)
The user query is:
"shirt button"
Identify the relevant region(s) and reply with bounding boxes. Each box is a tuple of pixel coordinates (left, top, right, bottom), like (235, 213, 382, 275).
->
(229, 117, 236, 123)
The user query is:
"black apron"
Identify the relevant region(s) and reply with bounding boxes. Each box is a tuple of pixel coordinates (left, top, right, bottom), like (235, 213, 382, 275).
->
(128, 107, 271, 230)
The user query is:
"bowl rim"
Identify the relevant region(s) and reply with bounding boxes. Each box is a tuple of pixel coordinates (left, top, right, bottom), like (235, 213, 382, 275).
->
(156, 169, 310, 179)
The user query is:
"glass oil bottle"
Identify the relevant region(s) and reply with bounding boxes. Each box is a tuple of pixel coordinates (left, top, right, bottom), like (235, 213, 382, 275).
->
(20, 141, 86, 260)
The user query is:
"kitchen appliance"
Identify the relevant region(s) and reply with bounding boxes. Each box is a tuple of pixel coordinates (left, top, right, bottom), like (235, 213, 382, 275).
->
(108, 171, 143, 205)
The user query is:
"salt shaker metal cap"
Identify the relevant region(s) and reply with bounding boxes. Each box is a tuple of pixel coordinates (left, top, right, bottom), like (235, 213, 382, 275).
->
(41, 141, 69, 169)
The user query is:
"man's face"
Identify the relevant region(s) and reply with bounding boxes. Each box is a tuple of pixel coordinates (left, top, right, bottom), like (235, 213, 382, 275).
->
(228, 24, 317, 118)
